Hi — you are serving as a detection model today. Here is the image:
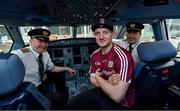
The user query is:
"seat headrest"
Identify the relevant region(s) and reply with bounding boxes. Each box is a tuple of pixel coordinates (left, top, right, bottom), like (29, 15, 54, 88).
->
(137, 40, 177, 62)
(0, 53, 25, 96)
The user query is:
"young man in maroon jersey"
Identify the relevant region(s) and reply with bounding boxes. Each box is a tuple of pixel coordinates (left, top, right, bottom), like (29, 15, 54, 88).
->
(66, 19, 135, 110)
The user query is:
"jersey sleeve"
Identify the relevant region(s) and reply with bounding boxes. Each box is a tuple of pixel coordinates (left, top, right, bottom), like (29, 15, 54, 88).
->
(114, 46, 134, 83)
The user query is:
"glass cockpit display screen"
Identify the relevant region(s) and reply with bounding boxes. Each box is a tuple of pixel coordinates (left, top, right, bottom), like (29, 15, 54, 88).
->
(54, 49, 63, 58)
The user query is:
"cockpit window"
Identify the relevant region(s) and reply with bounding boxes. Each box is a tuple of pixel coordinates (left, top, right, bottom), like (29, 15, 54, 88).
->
(0, 25, 13, 53)
(20, 25, 122, 44)
(142, 24, 155, 42)
(166, 19, 180, 49)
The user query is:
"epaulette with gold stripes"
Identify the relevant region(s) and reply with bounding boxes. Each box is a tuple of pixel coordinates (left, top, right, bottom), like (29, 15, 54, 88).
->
(20, 48, 29, 53)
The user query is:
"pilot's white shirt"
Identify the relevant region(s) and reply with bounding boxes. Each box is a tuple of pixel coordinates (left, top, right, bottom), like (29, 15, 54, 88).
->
(11, 46, 54, 86)
(113, 39, 142, 66)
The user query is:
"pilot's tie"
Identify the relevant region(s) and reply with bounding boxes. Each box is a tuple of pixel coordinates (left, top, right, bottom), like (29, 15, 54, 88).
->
(128, 44, 133, 54)
(38, 53, 44, 83)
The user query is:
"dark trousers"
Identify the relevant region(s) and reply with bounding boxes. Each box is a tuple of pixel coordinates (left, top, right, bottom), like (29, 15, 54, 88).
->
(65, 87, 128, 110)
(38, 81, 67, 109)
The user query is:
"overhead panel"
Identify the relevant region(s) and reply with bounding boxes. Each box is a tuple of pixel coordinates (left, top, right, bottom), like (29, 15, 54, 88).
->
(47, 0, 118, 25)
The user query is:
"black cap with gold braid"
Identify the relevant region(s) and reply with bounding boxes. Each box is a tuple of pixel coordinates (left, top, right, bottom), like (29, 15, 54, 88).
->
(125, 22, 144, 32)
(28, 29, 51, 41)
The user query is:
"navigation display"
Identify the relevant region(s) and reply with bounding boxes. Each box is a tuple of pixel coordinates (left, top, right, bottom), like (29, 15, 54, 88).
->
(72, 47, 81, 56)
(73, 56, 81, 64)
(54, 49, 63, 58)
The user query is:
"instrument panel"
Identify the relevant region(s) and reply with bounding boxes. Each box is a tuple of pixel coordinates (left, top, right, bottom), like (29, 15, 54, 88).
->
(47, 38, 98, 98)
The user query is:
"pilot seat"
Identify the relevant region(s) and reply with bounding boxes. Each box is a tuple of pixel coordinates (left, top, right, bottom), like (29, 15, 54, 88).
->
(132, 40, 177, 109)
(0, 53, 52, 110)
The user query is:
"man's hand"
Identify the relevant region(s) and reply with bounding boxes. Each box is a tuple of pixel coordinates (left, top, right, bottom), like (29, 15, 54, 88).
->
(66, 67, 76, 75)
(108, 74, 120, 86)
(95, 68, 103, 76)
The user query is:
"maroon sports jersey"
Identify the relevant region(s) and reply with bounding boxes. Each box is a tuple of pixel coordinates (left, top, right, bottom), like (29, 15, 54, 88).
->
(89, 44, 135, 107)
(89, 44, 134, 82)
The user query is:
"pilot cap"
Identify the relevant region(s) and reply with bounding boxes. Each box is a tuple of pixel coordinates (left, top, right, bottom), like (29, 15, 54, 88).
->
(28, 29, 51, 41)
(125, 22, 144, 31)
(91, 18, 114, 32)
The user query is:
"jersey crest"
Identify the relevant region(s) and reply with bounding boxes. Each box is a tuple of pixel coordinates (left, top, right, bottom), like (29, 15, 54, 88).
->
(108, 61, 114, 68)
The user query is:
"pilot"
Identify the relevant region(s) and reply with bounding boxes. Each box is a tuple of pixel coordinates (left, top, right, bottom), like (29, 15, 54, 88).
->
(66, 19, 134, 110)
(11, 28, 76, 109)
(113, 22, 144, 66)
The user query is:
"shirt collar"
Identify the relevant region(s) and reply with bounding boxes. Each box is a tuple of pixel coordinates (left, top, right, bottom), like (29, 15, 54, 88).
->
(125, 40, 140, 47)
(132, 40, 140, 47)
(29, 46, 40, 58)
